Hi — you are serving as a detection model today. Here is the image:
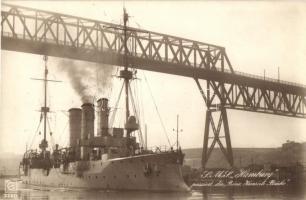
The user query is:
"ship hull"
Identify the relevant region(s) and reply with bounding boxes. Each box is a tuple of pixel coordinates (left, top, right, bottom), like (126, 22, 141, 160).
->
(21, 153, 189, 192)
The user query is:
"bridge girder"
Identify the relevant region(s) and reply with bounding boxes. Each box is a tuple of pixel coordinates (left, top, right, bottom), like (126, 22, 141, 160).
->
(196, 78, 306, 168)
(196, 80, 306, 119)
(1, 4, 305, 93)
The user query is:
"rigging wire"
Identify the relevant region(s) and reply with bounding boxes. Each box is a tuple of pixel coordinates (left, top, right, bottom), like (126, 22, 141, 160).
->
(128, 83, 144, 147)
(57, 119, 69, 148)
(28, 115, 43, 149)
(137, 77, 146, 133)
(137, 77, 147, 147)
(133, 76, 141, 122)
(109, 81, 124, 127)
(51, 110, 69, 148)
(142, 72, 171, 147)
(133, 77, 145, 147)
(46, 117, 55, 151)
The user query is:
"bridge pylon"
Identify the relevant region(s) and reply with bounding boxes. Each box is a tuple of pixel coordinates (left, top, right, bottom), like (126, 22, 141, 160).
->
(195, 77, 234, 169)
(202, 107, 233, 168)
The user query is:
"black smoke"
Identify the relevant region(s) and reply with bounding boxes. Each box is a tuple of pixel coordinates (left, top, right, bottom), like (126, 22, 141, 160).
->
(57, 59, 114, 103)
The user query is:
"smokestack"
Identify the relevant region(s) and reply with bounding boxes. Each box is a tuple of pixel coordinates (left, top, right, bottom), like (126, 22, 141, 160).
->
(68, 108, 82, 147)
(81, 103, 94, 160)
(81, 103, 95, 140)
(97, 98, 109, 136)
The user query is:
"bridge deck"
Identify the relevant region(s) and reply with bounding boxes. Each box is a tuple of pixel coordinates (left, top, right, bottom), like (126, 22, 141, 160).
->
(1, 3, 306, 118)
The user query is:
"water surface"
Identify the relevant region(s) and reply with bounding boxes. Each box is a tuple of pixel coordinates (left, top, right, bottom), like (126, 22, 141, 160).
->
(0, 179, 305, 200)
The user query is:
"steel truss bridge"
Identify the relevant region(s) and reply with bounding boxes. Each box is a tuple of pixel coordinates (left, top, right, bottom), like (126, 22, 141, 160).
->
(2, 3, 306, 168)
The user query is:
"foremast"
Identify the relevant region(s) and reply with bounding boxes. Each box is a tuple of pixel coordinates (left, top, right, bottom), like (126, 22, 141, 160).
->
(123, 8, 130, 127)
(39, 55, 49, 152)
(120, 9, 131, 154)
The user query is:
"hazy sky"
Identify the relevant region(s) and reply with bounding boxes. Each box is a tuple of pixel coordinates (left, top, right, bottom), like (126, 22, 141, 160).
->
(1, 1, 306, 154)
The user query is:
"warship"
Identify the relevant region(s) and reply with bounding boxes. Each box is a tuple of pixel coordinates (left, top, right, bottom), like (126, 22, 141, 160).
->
(19, 9, 189, 192)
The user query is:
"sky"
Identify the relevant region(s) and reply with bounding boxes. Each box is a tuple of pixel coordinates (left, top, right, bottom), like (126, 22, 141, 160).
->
(1, 1, 306, 154)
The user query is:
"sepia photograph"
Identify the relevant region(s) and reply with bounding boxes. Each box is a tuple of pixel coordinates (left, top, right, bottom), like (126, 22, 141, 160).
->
(0, 1, 305, 199)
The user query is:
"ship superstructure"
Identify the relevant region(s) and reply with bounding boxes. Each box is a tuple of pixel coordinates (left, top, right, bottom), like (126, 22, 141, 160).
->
(19, 9, 189, 192)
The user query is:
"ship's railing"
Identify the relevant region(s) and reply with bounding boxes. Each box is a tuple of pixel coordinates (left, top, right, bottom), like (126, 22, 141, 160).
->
(144, 145, 176, 154)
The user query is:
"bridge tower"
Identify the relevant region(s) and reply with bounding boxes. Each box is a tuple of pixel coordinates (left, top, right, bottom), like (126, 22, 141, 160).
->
(194, 48, 235, 168)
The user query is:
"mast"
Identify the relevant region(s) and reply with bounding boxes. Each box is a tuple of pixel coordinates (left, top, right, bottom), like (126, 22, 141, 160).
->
(121, 8, 133, 130)
(43, 55, 48, 143)
(105, 8, 135, 155)
(123, 8, 130, 124)
(121, 8, 137, 155)
(39, 55, 49, 152)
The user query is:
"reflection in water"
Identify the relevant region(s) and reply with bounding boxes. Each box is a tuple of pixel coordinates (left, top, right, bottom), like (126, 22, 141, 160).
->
(18, 188, 306, 200)
(0, 182, 305, 200)
(18, 188, 191, 200)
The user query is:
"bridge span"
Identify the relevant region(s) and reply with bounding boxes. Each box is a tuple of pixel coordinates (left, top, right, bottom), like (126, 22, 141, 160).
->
(2, 3, 306, 167)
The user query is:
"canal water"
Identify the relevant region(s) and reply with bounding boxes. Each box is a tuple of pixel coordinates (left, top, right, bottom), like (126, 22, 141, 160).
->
(0, 179, 305, 200)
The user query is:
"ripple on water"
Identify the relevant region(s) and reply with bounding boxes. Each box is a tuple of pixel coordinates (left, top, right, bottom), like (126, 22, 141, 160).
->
(3, 183, 305, 200)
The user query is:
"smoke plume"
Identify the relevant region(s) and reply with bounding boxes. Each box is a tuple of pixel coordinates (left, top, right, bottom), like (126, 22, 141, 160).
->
(57, 59, 114, 103)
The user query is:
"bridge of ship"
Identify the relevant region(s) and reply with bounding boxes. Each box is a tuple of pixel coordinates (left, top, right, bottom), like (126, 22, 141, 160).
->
(2, 3, 306, 168)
